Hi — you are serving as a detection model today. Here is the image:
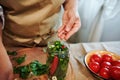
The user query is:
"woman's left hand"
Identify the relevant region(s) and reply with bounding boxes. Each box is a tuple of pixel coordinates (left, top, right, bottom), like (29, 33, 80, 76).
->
(58, 8, 81, 40)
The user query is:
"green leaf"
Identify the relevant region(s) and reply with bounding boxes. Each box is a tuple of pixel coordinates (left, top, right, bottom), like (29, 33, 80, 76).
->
(21, 66, 29, 72)
(7, 51, 17, 56)
(54, 41, 61, 46)
(14, 54, 26, 65)
(13, 60, 48, 79)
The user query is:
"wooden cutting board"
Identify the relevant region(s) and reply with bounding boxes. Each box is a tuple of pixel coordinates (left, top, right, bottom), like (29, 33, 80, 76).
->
(9, 47, 48, 80)
(9, 47, 74, 80)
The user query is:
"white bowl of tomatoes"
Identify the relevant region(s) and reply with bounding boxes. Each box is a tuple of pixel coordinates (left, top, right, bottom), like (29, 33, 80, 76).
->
(84, 50, 120, 80)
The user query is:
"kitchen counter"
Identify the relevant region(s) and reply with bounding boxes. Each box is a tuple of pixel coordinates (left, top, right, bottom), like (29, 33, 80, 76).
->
(67, 41, 120, 80)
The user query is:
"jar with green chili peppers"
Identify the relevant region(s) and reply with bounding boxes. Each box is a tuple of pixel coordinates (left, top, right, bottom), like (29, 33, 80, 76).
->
(47, 41, 69, 80)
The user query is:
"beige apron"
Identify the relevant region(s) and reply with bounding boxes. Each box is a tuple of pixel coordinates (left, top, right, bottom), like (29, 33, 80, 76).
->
(0, 0, 65, 48)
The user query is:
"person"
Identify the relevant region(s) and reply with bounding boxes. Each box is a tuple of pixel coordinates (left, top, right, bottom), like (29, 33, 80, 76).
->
(0, 0, 81, 80)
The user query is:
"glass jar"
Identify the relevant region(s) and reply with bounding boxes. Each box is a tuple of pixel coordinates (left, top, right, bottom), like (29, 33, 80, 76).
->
(46, 41, 69, 80)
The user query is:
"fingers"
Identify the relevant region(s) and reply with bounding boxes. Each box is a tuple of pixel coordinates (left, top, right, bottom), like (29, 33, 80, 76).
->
(65, 21, 80, 40)
(58, 29, 65, 40)
(58, 17, 76, 40)
(58, 10, 81, 40)
(58, 24, 65, 33)
(58, 18, 81, 40)
(57, 23, 66, 40)
(58, 11, 68, 33)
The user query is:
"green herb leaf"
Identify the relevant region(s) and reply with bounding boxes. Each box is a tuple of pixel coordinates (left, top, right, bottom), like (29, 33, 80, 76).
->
(13, 60, 48, 79)
(48, 41, 68, 53)
(14, 54, 26, 65)
(7, 51, 17, 56)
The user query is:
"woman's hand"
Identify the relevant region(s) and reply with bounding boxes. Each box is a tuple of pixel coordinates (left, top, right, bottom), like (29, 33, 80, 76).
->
(0, 50, 14, 80)
(0, 57, 13, 80)
(58, 8, 81, 40)
(0, 25, 13, 80)
(58, 0, 81, 40)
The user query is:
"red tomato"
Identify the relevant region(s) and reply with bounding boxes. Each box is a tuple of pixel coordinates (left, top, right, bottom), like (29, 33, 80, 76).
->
(102, 54, 113, 62)
(112, 60, 120, 66)
(99, 67, 110, 79)
(90, 54, 102, 63)
(88, 61, 100, 73)
(101, 61, 112, 69)
(50, 56, 59, 75)
(110, 66, 120, 80)
(61, 45, 65, 49)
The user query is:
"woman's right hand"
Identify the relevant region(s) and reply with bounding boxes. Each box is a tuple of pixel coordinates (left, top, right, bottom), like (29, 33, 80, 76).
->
(0, 21, 14, 80)
(0, 58, 14, 80)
